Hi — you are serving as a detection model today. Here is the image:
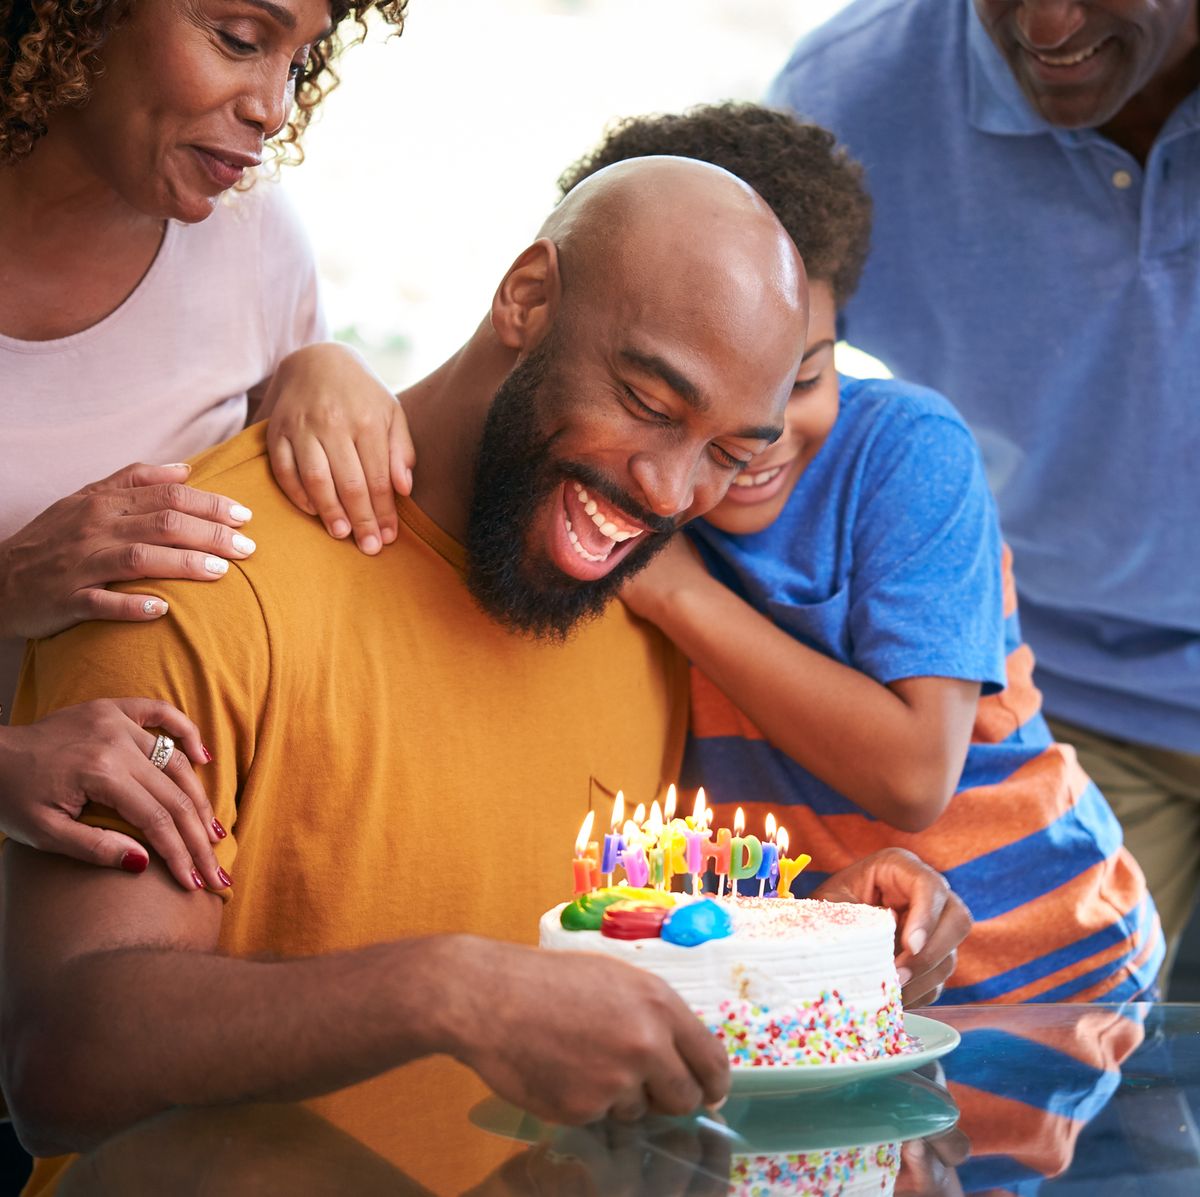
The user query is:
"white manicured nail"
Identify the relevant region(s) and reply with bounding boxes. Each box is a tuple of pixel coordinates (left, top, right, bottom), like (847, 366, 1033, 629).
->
(898, 966, 913, 985)
(142, 599, 168, 616)
(163, 463, 190, 470)
(204, 556, 229, 575)
(231, 533, 256, 555)
(907, 928, 927, 956)
(230, 503, 253, 522)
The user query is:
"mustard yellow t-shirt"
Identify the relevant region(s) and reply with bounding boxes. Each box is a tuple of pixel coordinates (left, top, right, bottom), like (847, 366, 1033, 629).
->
(15, 424, 687, 1194)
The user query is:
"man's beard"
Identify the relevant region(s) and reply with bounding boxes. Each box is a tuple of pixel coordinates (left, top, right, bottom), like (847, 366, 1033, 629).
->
(465, 341, 675, 640)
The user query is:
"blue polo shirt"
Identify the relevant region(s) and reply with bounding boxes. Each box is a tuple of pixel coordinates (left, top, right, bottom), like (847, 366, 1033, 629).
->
(768, 0, 1200, 752)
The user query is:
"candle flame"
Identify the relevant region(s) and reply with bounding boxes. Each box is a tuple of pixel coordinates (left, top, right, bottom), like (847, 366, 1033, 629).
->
(691, 788, 706, 824)
(648, 800, 664, 837)
(575, 809, 596, 856)
(705, 807, 714, 829)
(765, 812, 777, 841)
(622, 819, 639, 842)
(633, 802, 647, 827)
(611, 790, 625, 831)
(777, 826, 789, 857)
(734, 806, 745, 835)
(664, 784, 677, 821)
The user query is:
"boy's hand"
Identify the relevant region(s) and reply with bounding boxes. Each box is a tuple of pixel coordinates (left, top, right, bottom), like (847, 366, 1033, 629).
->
(813, 848, 971, 1007)
(620, 535, 709, 623)
(264, 343, 415, 555)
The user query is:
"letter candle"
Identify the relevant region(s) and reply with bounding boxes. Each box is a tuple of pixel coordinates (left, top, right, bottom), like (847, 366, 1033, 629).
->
(572, 810, 598, 895)
(601, 791, 625, 885)
(775, 827, 812, 900)
(685, 789, 710, 895)
(757, 812, 779, 897)
(646, 802, 666, 888)
(729, 806, 763, 896)
(713, 826, 732, 897)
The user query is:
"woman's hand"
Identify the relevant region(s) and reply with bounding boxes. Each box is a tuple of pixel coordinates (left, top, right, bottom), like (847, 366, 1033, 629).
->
(0, 462, 256, 640)
(0, 699, 230, 893)
(620, 534, 710, 623)
(263, 343, 415, 555)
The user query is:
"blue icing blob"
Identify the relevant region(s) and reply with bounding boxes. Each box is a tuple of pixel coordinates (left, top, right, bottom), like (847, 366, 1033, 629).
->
(661, 899, 733, 947)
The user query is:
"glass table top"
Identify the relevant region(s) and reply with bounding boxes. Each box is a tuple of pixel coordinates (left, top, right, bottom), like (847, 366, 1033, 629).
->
(55, 1003, 1200, 1195)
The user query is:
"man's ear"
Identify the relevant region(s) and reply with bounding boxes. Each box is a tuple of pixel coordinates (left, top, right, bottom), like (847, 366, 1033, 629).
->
(491, 238, 561, 351)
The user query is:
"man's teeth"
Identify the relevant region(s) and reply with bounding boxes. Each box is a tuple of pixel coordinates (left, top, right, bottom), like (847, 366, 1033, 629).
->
(731, 464, 785, 489)
(1034, 39, 1106, 66)
(564, 517, 611, 563)
(570, 482, 643, 542)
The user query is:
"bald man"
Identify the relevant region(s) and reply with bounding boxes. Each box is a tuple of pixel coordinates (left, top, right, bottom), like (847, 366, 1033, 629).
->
(3, 159, 967, 1189)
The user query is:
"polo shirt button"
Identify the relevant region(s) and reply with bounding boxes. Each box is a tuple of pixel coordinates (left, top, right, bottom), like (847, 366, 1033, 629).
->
(1112, 169, 1134, 189)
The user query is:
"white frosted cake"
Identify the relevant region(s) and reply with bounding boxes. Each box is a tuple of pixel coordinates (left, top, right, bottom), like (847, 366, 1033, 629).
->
(540, 894, 909, 1067)
(729, 1142, 900, 1196)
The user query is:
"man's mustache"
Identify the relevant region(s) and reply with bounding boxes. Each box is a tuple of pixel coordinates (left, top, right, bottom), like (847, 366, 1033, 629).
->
(558, 462, 679, 538)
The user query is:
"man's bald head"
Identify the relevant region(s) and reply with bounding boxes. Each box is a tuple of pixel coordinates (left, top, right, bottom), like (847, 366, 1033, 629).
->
(540, 155, 806, 353)
(466, 155, 810, 639)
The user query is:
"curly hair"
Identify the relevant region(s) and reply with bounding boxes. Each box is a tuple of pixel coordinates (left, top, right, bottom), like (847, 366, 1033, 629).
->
(557, 102, 873, 307)
(0, 0, 407, 166)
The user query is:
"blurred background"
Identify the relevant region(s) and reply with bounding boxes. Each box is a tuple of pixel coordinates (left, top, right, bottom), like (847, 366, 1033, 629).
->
(285, 0, 880, 385)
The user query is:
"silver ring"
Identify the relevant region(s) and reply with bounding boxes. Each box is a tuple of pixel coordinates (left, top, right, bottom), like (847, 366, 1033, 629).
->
(149, 733, 175, 771)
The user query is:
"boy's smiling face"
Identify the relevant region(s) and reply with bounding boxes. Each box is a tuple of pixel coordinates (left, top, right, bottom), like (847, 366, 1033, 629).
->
(704, 280, 839, 536)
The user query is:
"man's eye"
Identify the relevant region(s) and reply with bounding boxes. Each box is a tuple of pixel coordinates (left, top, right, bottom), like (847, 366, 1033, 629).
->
(793, 375, 821, 393)
(710, 445, 747, 470)
(624, 387, 668, 422)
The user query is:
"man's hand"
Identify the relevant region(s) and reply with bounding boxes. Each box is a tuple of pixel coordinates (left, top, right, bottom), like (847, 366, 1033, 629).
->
(450, 939, 729, 1126)
(813, 848, 971, 1006)
(0, 462, 255, 640)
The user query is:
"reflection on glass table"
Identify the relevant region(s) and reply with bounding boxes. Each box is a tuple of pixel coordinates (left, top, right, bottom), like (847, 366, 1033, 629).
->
(53, 1004, 1200, 1196)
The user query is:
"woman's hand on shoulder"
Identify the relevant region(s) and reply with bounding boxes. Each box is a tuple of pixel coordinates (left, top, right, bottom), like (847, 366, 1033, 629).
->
(263, 342, 414, 555)
(0, 699, 230, 893)
(0, 462, 257, 640)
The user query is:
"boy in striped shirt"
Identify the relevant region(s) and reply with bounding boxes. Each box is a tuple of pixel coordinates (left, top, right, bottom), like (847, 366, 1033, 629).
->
(561, 103, 1163, 1004)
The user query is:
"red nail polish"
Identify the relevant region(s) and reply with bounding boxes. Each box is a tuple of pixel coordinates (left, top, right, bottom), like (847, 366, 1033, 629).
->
(191, 868, 205, 890)
(121, 851, 148, 874)
(212, 817, 227, 839)
(218, 867, 232, 888)
(201, 744, 214, 763)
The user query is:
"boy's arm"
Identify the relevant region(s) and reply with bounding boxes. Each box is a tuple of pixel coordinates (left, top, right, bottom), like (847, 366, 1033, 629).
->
(622, 537, 978, 831)
(1, 846, 729, 1157)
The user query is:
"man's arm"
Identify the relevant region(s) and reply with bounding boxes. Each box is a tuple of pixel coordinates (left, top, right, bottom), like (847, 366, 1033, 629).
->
(1, 847, 729, 1157)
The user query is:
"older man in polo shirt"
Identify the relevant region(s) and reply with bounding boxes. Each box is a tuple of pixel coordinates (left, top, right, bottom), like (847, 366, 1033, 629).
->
(768, 0, 1200, 979)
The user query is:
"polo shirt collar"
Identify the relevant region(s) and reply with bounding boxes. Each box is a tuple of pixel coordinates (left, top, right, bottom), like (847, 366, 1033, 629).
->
(966, 0, 1053, 136)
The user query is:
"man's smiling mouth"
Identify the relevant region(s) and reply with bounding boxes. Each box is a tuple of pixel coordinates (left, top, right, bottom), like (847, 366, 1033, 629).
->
(563, 480, 645, 563)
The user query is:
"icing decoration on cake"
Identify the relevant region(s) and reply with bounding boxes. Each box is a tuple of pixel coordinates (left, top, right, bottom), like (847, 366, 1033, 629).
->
(661, 898, 733, 947)
(601, 901, 670, 940)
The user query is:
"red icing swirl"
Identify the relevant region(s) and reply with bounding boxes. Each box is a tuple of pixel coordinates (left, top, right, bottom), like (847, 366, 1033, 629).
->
(600, 901, 669, 941)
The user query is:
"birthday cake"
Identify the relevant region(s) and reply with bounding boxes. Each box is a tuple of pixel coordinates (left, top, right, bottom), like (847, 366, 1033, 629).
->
(730, 1142, 900, 1197)
(540, 892, 909, 1068)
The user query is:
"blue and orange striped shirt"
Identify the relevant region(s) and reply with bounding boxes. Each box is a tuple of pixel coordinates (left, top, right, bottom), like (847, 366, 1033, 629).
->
(685, 377, 1162, 1004)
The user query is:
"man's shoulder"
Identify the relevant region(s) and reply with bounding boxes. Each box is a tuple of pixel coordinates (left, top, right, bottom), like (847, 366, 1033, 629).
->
(768, 0, 966, 126)
(186, 424, 299, 527)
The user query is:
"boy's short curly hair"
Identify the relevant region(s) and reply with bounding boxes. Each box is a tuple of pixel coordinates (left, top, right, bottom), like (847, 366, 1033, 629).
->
(0, 0, 407, 166)
(557, 102, 873, 307)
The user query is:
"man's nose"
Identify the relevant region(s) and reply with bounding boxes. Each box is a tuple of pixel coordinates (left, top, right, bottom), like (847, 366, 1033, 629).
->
(628, 450, 698, 521)
(1016, 0, 1087, 50)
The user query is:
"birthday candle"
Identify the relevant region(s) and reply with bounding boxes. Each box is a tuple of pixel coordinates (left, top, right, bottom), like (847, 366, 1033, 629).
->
(664, 784, 677, 822)
(601, 791, 625, 878)
(729, 807, 763, 894)
(757, 812, 778, 898)
(572, 810, 597, 895)
(775, 827, 811, 899)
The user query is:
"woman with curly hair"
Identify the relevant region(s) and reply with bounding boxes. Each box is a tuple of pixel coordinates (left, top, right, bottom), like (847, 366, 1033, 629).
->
(0, 0, 408, 893)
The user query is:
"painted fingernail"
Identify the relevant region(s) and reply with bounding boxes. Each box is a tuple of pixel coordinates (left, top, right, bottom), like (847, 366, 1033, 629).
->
(230, 503, 253, 522)
(898, 966, 913, 985)
(231, 533, 256, 556)
(381, 526, 397, 545)
(361, 534, 381, 555)
(121, 851, 148, 874)
(211, 817, 226, 839)
(217, 867, 233, 888)
(163, 463, 191, 470)
(204, 555, 229, 575)
(191, 868, 206, 890)
(331, 520, 350, 539)
(142, 599, 168, 616)
(908, 929, 928, 956)
(201, 744, 214, 763)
